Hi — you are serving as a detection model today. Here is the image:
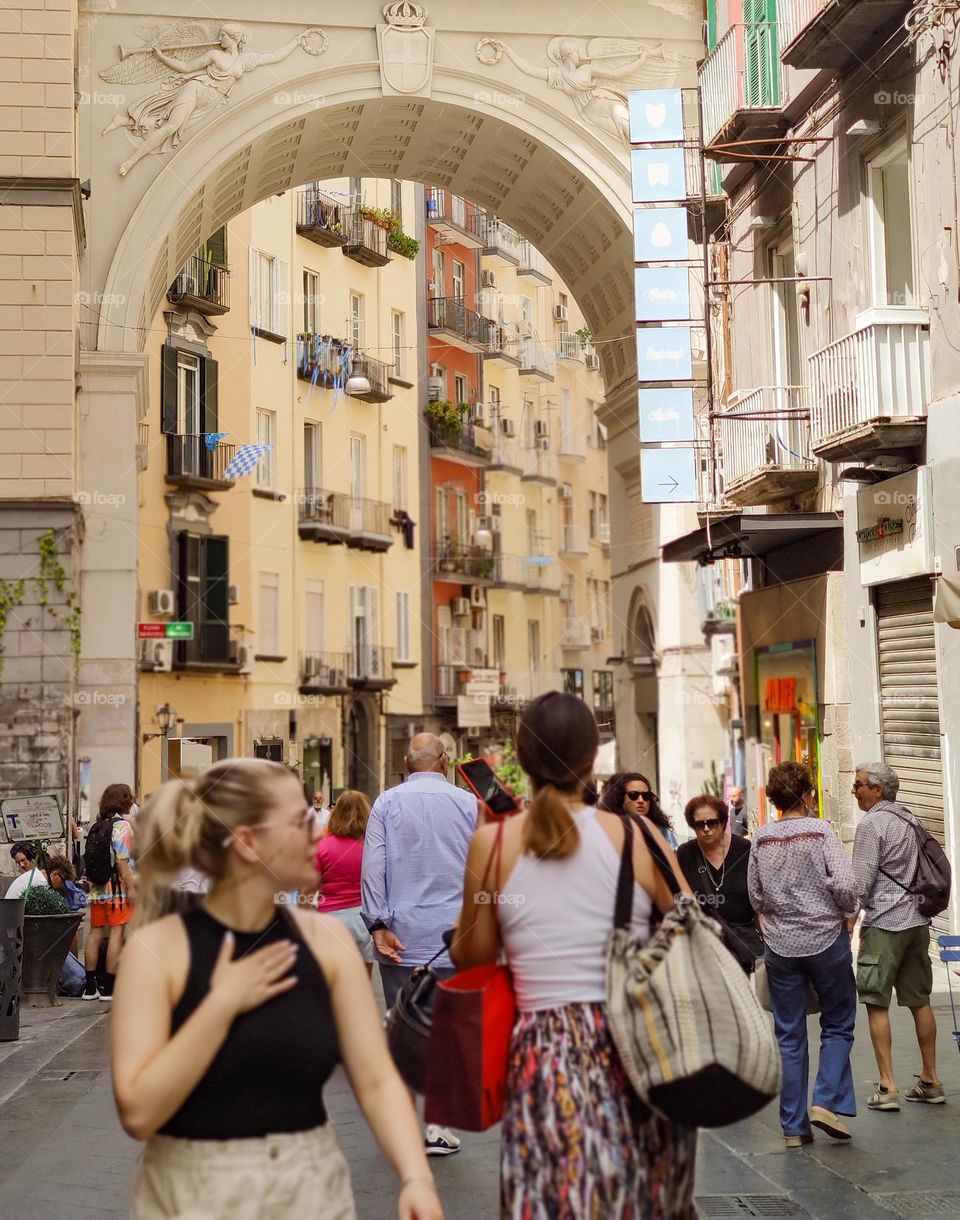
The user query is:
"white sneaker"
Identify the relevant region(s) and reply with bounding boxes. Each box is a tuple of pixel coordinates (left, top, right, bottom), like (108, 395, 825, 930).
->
(424, 1124, 461, 1156)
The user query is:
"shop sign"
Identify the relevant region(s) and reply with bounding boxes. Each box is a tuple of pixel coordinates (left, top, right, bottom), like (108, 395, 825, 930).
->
(856, 467, 934, 586)
(1, 793, 65, 842)
(457, 696, 491, 729)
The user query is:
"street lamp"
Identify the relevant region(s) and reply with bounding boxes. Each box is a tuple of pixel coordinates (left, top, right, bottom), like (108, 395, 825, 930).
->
(345, 358, 371, 396)
(142, 702, 177, 743)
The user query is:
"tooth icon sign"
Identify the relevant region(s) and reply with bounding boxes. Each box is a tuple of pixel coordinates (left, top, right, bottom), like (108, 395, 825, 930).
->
(647, 163, 670, 187)
(645, 103, 667, 128)
(650, 222, 673, 249)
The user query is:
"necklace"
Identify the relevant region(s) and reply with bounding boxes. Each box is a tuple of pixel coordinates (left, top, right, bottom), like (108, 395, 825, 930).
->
(699, 846, 726, 892)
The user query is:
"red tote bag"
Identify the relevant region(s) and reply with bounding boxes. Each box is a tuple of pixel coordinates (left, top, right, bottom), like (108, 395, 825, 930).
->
(423, 822, 517, 1132)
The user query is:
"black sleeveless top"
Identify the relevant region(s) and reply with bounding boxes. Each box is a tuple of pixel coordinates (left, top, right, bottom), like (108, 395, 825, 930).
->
(159, 906, 340, 1139)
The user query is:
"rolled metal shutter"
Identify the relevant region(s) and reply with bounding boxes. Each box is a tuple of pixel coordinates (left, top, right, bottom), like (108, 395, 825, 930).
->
(876, 579, 943, 845)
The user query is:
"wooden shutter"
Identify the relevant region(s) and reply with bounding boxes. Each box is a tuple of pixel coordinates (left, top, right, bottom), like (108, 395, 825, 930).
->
(277, 259, 290, 337)
(205, 226, 227, 267)
(396, 590, 410, 661)
(202, 535, 230, 662)
(248, 246, 260, 328)
(161, 345, 178, 434)
(200, 356, 218, 434)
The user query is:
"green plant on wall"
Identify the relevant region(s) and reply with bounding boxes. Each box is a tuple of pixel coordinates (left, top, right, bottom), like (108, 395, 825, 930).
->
(0, 530, 80, 679)
(387, 231, 420, 259)
(575, 325, 593, 345)
(704, 759, 723, 799)
(496, 741, 529, 800)
(423, 399, 463, 436)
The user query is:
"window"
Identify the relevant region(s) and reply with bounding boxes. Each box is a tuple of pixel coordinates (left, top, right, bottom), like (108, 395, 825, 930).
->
(176, 351, 200, 434)
(526, 508, 538, 555)
(249, 249, 289, 337)
(302, 269, 320, 335)
(561, 668, 584, 699)
(350, 433, 365, 528)
(304, 422, 321, 492)
(599, 494, 608, 532)
(588, 491, 597, 539)
(161, 348, 218, 467)
(256, 409, 276, 488)
(396, 589, 412, 661)
(527, 620, 541, 673)
(489, 384, 501, 413)
(521, 295, 534, 330)
(588, 578, 601, 630)
(391, 310, 405, 379)
(431, 246, 444, 295)
(305, 580, 324, 655)
(455, 488, 469, 542)
(492, 615, 505, 670)
(436, 486, 449, 546)
(560, 387, 573, 451)
(452, 259, 465, 301)
(454, 373, 468, 407)
(592, 670, 614, 709)
(867, 139, 915, 307)
(349, 292, 364, 350)
(391, 178, 403, 223)
(349, 176, 362, 202)
(176, 532, 230, 664)
(349, 585, 381, 676)
(392, 445, 407, 510)
(259, 572, 280, 656)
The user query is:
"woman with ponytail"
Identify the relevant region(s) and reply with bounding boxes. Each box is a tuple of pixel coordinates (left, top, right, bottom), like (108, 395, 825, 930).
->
(111, 758, 442, 1220)
(451, 692, 697, 1218)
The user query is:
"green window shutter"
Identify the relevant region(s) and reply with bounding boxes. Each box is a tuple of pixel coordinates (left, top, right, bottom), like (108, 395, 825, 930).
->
(204, 226, 227, 268)
(161, 345, 178, 434)
(706, 0, 718, 50)
(743, 0, 780, 107)
(200, 356, 218, 435)
(202, 534, 230, 662)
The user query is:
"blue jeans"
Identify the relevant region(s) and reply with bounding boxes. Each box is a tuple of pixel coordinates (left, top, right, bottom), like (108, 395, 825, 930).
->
(765, 929, 858, 1136)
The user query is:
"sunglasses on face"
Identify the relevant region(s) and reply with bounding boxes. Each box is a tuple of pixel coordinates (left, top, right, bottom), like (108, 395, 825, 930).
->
(626, 790, 654, 802)
(694, 818, 722, 832)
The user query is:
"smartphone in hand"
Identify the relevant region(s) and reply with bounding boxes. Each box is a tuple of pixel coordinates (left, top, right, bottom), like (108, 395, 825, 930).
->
(457, 758, 521, 818)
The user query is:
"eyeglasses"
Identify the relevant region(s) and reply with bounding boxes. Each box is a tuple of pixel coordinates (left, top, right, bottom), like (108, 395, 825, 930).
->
(223, 808, 324, 848)
(693, 818, 722, 832)
(626, 790, 654, 802)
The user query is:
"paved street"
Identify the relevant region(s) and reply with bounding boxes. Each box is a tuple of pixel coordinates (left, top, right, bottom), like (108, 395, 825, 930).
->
(0, 972, 958, 1220)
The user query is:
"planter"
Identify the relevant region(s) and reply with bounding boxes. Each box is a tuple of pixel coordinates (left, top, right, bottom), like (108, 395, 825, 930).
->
(0, 898, 24, 1040)
(22, 913, 83, 1008)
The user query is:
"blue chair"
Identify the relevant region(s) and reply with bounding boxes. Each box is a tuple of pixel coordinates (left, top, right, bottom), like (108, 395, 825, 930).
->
(936, 935, 960, 1051)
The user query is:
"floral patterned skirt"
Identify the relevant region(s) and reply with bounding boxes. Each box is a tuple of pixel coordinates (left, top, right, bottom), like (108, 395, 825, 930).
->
(500, 1003, 697, 1220)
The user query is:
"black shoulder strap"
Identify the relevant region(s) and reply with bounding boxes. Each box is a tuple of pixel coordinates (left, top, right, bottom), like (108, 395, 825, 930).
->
(613, 813, 681, 929)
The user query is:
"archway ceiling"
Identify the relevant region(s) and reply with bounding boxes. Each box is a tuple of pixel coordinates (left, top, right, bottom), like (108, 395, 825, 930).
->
(143, 97, 635, 395)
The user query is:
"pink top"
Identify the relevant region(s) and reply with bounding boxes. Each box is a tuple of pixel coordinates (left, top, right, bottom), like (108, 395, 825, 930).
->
(315, 835, 364, 911)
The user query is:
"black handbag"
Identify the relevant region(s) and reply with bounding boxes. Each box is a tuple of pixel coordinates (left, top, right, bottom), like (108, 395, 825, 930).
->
(384, 961, 440, 1093)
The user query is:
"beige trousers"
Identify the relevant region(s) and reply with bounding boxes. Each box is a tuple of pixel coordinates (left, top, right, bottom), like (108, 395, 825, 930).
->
(136, 1123, 357, 1220)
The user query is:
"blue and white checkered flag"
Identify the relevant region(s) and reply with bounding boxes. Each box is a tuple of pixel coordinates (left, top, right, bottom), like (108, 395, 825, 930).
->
(224, 444, 271, 479)
(203, 432, 228, 451)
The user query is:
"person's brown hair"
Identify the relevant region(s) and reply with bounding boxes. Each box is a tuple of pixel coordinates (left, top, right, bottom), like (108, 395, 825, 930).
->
(327, 790, 370, 841)
(46, 854, 75, 882)
(516, 691, 599, 860)
(99, 783, 135, 819)
(765, 761, 814, 813)
(683, 794, 728, 829)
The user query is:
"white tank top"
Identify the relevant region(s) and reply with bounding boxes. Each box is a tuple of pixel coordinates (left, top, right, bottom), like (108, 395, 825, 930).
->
(497, 807, 653, 1012)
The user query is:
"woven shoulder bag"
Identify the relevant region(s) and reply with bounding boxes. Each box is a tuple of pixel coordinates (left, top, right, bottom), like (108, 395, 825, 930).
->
(606, 815, 781, 1128)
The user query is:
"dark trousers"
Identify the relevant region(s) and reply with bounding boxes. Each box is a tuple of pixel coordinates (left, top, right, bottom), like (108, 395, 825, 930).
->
(379, 961, 456, 1011)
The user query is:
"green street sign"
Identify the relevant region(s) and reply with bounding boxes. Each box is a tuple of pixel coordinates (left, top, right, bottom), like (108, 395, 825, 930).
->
(165, 622, 194, 639)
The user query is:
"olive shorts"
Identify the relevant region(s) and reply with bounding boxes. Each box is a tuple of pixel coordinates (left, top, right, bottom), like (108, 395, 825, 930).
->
(856, 924, 933, 1009)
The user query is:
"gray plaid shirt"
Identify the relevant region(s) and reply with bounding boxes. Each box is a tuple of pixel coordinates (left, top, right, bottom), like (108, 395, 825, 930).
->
(852, 800, 926, 932)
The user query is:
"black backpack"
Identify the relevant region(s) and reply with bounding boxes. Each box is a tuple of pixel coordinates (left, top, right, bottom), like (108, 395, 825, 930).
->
(880, 808, 952, 918)
(83, 817, 120, 891)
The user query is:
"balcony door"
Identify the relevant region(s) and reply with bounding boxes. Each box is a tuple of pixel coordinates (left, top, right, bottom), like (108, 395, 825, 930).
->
(742, 0, 779, 108)
(350, 433, 365, 531)
(304, 422, 321, 494)
(305, 580, 324, 657)
(867, 138, 915, 308)
(770, 242, 805, 462)
(349, 584, 380, 678)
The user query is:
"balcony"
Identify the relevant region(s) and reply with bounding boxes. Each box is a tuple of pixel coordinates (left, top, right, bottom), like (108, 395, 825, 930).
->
(425, 188, 485, 248)
(136, 422, 149, 473)
(427, 419, 493, 465)
(560, 523, 590, 556)
(435, 542, 495, 584)
(561, 620, 592, 649)
(517, 239, 553, 285)
(523, 559, 562, 596)
(343, 212, 390, 268)
(350, 354, 394, 403)
(780, 0, 913, 69)
(427, 297, 492, 352)
(296, 334, 348, 387)
(558, 430, 587, 461)
(487, 432, 523, 473)
(700, 23, 788, 155)
(485, 321, 522, 367)
(348, 644, 397, 690)
(167, 254, 230, 316)
(808, 308, 930, 463)
(511, 671, 566, 703)
(298, 652, 351, 695)
(174, 625, 245, 673)
(597, 522, 610, 553)
(482, 218, 520, 265)
(297, 489, 353, 545)
(165, 434, 236, 491)
(521, 447, 558, 485)
(519, 339, 557, 381)
(491, 553, 526, 589)
(434, 664, 468, 705)
(346, 497, 393, 552)
(296, 187, 349, 249)
(717, 386, 819, 507)
(556, 332, 585, 364)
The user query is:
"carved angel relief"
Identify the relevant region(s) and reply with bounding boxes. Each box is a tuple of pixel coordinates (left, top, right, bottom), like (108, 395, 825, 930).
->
(475, 36, 687, 148)
(99, 21, 328, 176)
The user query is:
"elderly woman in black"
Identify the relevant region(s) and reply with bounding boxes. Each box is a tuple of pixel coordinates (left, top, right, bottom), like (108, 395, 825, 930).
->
(676, 794, 763, 966)
(597, 772, 678, 849)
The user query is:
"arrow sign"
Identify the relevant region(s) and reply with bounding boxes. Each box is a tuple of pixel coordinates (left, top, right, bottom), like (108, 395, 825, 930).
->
(640, 448, 698, 504)
(658, 475, 680, 493)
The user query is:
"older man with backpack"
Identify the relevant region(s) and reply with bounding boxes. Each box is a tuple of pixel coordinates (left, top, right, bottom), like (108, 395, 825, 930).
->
(81, 784, 136, 1001)
(851, 762, 951, 1111)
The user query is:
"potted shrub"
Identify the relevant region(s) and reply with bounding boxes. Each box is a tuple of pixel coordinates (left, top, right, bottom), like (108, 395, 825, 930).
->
(22, 886, 83, 1008)
(423, 399, 463, 441)
(387, 231, 420, 259)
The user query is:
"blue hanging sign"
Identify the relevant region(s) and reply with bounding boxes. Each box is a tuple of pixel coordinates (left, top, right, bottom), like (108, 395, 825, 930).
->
(640, 447, 699, 504)
(631, 147, 687, 204)
(635, 267, 691, 322)
(634, 207, 689, 263)
(628, 89, 684, 144)
(638, 388, 696, 443)
(637, 326, 693, 382)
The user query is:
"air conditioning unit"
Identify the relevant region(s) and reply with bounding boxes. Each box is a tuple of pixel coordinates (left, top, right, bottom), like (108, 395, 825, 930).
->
(585, 352, 601, 372)
(553, 304, 568, 322)
(139, 638, 173, 672)
(475, 515, 492, 531)
(559, 484, 573, 500)
(148, 588, 175, 616)
(451, 597, 471, 618)
(535, 420, 549, 438)
(330, 667, 347, 688)
(169, 274, 198, 300)
(236, 642, 254, 674)
(427, 376, 445, 402)
(481, 269, 497, 288)
(591, 626, 604, 643)
(470, 585, 486, 608)
(427, 280, 439, 296)
(228, 584, 239, 606)
(501, 418, 516, 437)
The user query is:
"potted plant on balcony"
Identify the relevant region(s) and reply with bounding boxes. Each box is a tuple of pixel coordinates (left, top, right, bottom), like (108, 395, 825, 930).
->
(387, 231, 420, 259)
(359, 206, 400, 231)
(439, 534, 459, 572)
(423, 399, 463, 442)
(22, 885, 83, 1008)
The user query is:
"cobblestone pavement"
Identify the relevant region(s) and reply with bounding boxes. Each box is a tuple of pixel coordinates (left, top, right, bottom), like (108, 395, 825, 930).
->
(0, 974, 958, 1219)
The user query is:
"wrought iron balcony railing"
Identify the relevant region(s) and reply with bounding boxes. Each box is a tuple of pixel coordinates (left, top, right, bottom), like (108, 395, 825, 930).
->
(165, 434, 236, 486)
(427, 297, 493, 350)
(167, 254, 230, 315)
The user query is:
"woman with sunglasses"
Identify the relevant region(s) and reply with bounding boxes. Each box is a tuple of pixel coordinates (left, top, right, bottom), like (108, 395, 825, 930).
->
(675, 795, 762, 968)
(111, 759, 442, 1220)
(597, 772, 678, 849)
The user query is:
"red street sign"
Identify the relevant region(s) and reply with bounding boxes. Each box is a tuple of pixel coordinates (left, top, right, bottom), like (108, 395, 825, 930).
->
(137, 623, 166, 638)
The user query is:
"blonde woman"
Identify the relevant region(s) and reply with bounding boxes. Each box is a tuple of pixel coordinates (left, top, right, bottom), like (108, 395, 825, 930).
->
(316, 790, 374, 975)
(111, 759, 442, 1220)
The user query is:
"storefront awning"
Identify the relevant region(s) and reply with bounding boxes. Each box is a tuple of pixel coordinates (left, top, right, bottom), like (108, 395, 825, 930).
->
(661, 513, 843, 565)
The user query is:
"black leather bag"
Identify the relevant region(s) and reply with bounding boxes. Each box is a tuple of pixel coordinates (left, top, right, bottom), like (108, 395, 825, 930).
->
(384, 963, 439, 1093)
